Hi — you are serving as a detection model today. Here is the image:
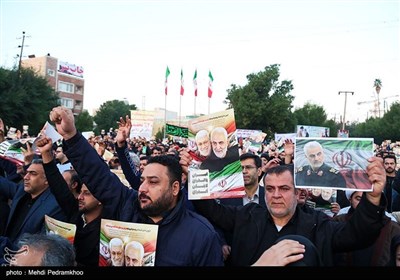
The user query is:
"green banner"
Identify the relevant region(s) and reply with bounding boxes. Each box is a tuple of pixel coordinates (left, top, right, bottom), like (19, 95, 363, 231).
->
(166, 124, 188, 138)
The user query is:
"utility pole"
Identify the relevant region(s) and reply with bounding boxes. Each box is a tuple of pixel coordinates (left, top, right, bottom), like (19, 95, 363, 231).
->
(17, 31, 26, 73)
(338, 91, 354, 130)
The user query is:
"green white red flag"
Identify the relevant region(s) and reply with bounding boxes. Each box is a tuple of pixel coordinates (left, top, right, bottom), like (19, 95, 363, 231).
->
(193, 69, 198, 97)
(180, 69, 184, 96)
(165, 66, 170, 95)
(208, 70, 214, 98)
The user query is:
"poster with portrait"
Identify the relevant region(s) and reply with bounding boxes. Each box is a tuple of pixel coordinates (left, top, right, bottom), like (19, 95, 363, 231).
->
(294, 137, 374, 192)
(44, 215, 76, 244)
(307, 188, 338, 217)
(187, 109, 245, 200)
(0, 138, 35, 165)
(99, 219, 158, 267)
(237, 129, 267, 153)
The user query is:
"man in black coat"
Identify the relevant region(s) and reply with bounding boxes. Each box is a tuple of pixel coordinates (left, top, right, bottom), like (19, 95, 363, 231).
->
(179, 150, 389, 266)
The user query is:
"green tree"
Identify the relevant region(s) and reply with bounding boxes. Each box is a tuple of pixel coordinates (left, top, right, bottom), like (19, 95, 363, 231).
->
(0, 67, 59, 135)
(379, 102, 400, 142)
(350, 102, 400, 143)
(293, 103, 328, 127)
(323, 119, 341, 137)
(93, 100, 137, 135)
(352, 117, 382, 143)
(155, 127, 164, 142)
(75, 110, 94, 132)
(224, 64, 295, 137)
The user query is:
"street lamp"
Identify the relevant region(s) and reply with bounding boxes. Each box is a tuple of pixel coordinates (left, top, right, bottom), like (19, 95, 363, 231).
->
(338, 91, 354, 130)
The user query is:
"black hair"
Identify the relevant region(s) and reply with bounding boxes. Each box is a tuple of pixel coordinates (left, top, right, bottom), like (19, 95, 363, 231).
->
(264, 164, 294, 182)
(63, 169, 83, 194)
(147, 155, 182, 186)
(383, 154, 397, 164)
(239, 152, 261, 168)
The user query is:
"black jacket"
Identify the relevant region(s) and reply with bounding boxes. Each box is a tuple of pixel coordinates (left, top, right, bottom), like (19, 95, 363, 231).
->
(193, 193, 388, 266)
(43, 160, 100, 266)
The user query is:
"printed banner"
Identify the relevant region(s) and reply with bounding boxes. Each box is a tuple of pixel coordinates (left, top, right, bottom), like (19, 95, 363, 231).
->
(0, 138, 36, 164)
(294, 137, 374, 191)
(99, 219, 158, 267)
(237, 129, 266, 153)
(59, 61, 84, 78)
(166, 123, 188, 138)
(130, 110, 155, 140)
(45, 215, 77, 244)
(296, 125, 330, 138)
(307, 188, 338, 217)
(187, 109, 245, 200)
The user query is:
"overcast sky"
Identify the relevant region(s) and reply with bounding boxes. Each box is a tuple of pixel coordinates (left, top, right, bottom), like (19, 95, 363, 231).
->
(1, 0, 399, 124)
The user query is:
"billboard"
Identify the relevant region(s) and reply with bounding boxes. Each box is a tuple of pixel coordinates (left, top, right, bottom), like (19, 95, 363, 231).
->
(296, 125, 329, 138)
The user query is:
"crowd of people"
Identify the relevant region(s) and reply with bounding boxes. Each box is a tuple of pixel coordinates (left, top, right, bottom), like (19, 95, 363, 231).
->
(0, 107, 400, 268)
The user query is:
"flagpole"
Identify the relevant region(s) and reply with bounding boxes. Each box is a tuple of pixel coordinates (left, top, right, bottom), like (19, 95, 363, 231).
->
(164, 93, 167, 139)
(207, 70, 213, 115)
(179, 95, 182, 126)
(193, 69, 197, 116)
(164, 66, 170, 140)
(194, 96, 196, 116)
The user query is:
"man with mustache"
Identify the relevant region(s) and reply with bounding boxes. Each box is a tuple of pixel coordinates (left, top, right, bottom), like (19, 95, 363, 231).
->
(295, 141, 346, 189)
(36, 136, 103, 267)
(195, 129, 211, 158)
(48, 106, 223, 266)
(108, 237, 124, 266)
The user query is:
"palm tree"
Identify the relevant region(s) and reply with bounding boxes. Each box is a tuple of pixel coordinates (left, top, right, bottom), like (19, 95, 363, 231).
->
(374, 79, 382, 117)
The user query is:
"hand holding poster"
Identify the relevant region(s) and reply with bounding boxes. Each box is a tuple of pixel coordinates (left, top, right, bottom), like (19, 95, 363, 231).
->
(99, 219, 158, 267)
(45, 215, 77, 244)
(187, 109, 245, 200)
(294, 137, 374, 192)
(0, 138, 36, 164)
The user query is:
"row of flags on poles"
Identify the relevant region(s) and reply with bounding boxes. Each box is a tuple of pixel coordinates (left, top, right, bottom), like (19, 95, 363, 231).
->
(164, 66, 214, 98)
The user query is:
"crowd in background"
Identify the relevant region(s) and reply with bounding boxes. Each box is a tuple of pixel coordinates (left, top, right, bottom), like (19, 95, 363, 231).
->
(0, 108, 400, 267)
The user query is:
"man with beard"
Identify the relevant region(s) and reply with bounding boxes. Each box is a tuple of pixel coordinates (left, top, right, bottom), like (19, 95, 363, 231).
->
(108, 237, 124, 266)
(125, 240, 145, 266)
(383, 154, 400, 212)
(36, 136, 103, 267)
(200, 127, 239, 172)
(295, 141, 346, 189)
(48, 107, 223, 266)
(195, 129, 212, 158)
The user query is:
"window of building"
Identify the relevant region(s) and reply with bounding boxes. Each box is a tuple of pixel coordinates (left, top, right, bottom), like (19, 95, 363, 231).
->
(47, 69, 55, 77)
(75, 85, 83, 95)
(74, 100, 82, 111)
(58, 81, 74, 94)
(60, 98, 74, 109)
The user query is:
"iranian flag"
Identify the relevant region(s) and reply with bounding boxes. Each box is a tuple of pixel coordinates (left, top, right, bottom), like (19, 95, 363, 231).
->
(208, 70, 214, 98)
(165, 66, 170, 95)
(193, 69, 198, 97)
(180, 69, 184, 96)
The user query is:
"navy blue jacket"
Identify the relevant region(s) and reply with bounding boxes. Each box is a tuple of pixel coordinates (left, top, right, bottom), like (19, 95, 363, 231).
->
(63, 132, 223, 266)
(0, 177, 66, 243)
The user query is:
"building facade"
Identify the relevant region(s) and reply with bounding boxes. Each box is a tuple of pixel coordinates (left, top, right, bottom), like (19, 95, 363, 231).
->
(21, 54, 84, 115)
